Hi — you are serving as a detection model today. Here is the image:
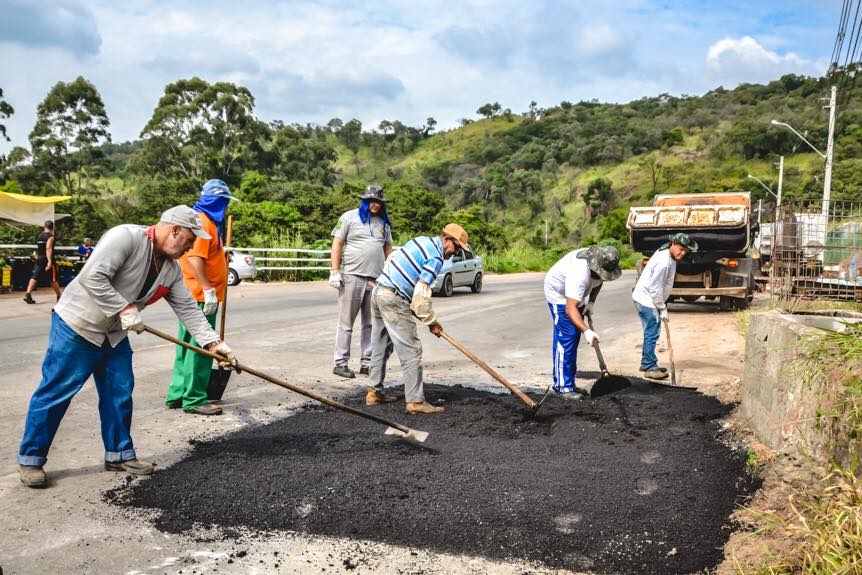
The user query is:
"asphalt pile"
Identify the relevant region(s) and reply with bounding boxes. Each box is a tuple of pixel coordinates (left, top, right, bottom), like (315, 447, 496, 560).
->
(111, 379, 759, 575)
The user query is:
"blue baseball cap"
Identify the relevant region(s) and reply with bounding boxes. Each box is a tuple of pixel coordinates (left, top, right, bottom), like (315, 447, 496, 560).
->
(201, 179, 238, 201)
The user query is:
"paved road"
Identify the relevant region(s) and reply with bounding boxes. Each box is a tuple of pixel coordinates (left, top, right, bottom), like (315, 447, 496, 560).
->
(0, 271, 653, 574)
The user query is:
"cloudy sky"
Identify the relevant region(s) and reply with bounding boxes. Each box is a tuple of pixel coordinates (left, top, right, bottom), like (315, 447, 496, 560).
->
(0, 0, 838, 152)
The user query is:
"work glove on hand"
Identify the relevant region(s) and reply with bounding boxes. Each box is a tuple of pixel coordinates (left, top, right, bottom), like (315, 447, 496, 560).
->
(410, 281, 437, 325)
(583, 329, 600, 347)
(583, 301, 594, 317)
(202, 288, 219, 315)
(119, 305, 144, 333)
(209, 340, 238, 371)
(328, 270, 343, 290)
(660, 308, 669, 322)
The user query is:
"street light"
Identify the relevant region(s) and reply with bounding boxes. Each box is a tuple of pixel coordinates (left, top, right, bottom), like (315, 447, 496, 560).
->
(769, 120, 825, 158)
(770, 85, 837, 220)
(747, 174, 778, 201)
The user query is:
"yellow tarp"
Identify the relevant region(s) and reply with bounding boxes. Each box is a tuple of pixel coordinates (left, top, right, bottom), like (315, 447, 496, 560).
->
(0, 191, 72, 226)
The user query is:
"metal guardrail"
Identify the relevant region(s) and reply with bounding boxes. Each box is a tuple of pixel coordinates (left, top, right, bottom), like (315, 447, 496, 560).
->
(234, 247, 330, 272)
(0, 244, 333, 278)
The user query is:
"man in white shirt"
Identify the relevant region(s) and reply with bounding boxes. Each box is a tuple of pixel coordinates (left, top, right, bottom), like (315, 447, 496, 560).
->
(631, 233, 698, 379)
(544, 245, 621, 399)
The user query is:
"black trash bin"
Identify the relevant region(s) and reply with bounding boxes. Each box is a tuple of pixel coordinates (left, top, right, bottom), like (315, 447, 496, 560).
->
(10, 257, 33, 291)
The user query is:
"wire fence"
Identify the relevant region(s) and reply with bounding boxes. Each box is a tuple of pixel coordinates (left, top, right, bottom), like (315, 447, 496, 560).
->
(770, 200, 862, 302)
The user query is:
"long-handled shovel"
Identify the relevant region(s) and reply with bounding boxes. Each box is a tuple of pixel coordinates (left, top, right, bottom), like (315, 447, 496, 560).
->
(208, 215, 233, 400)
(438, 331, 536, 410)
(145, 324, 429, 443)
(662, 318, 677, 387)
(585, 314, 631, 397)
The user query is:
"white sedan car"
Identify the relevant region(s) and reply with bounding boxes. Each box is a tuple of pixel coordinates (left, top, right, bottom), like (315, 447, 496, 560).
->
(227, 249, 256, 286)
(431, 247, 483, 296)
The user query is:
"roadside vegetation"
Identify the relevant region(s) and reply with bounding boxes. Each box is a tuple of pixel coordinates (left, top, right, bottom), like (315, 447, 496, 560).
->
(730, 323, 862, 574)
(2, 73, 861, 272)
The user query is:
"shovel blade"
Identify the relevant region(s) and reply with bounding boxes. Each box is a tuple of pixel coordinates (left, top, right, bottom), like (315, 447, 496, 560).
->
(207, 369, 231, 401)
(385, 426, 429, 443)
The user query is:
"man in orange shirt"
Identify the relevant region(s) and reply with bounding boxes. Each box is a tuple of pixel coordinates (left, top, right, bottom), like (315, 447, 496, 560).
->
(166, 179, 237, 415)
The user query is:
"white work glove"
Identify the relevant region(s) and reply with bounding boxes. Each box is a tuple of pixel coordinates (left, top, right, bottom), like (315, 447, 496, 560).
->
(410, 281, 437, 325)
(329, 270, 343, 289)
(583, 329, 600, 347)
(583, 301, 594, 317)
(209, 340, 238, 371)
(202, 288, 219, 316)
(119, 305, 144, 333)
(660, 308, 669, 322)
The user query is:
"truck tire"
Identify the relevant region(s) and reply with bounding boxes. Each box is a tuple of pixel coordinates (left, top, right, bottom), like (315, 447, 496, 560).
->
(718, 296, 735, 311)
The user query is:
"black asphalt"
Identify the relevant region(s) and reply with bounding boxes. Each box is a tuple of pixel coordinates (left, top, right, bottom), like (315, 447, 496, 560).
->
(110, 379, 758, 575)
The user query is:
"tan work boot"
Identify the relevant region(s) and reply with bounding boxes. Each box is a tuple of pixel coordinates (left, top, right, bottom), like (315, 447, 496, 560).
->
(105, 459, 155, 475)
(366, 388, 399, 406)
(19, 465, 47, 488)
(185, 403, 223, 416)
(406, 401, 445, 414)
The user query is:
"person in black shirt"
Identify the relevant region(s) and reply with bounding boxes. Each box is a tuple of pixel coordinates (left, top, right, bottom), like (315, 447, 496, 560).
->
(23, 220, 62, 304)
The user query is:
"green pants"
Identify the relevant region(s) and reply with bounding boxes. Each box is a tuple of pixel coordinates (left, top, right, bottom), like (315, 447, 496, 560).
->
(167, 302, 217, 410)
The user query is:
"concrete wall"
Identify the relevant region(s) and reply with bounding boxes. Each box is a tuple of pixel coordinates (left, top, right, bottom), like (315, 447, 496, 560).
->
(740, 310, 862, 465)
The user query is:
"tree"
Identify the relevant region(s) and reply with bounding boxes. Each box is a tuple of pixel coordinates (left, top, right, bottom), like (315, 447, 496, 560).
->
(0, 88, 13, 142)
(476, 102, 501, 119)
(135, 77, 256, 181)
(583, 177, 613, 220)
(638, 153, 664, 197)
(28, 76, 111, 193)
(338, 119, 362, 175)
(326, 117, 343, 132)
(423, 116, 437, 136)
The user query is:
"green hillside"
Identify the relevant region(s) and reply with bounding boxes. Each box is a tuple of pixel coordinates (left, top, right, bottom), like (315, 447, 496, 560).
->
(1, 73, 860, 271)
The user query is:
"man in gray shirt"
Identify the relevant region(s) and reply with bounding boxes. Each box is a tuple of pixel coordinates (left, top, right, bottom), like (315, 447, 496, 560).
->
(329, 185, 393, 378)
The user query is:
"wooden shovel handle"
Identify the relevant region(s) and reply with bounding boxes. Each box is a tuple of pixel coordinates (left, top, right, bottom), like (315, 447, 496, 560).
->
(219, 215, 233, 340)
(440, 331, 536, 408)
(663, 318, 677, 386)
(143, 324, 419, 436)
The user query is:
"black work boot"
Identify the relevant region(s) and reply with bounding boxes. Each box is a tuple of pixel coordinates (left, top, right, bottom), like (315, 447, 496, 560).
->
(332, 365, 355, 379)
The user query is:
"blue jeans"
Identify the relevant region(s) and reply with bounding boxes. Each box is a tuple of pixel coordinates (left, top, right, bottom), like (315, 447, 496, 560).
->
(18, 312, 136, 467)
(635, 302, 661, 370)
(548, 303, 583, 393)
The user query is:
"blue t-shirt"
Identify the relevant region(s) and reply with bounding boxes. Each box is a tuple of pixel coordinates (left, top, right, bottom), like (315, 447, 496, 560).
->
(377, 236, 445, 301)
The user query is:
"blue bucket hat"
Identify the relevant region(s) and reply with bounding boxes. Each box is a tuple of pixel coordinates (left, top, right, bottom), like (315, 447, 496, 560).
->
(201, 179, 238, 201)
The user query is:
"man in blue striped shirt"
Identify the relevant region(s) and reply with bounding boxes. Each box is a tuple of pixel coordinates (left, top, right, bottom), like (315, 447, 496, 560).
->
(367, 223, 469, 414)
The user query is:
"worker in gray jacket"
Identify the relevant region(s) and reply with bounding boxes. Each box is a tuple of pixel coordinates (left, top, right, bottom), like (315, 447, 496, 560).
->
(17, 206, 238, 489)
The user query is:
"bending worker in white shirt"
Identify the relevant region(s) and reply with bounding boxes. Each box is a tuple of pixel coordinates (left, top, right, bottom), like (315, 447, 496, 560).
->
(543, 245, 622, 399)
(631, 232, 698, 380)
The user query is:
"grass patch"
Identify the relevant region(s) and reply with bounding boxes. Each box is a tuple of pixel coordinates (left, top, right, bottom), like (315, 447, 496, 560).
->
(739, 464, 862, 575)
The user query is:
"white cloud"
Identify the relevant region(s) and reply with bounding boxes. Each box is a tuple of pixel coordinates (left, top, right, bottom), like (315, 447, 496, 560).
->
(706, 36, 821, 83)
(0, 2, 838, 155)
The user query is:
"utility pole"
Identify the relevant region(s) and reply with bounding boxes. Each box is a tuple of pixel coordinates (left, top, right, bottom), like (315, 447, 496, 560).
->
(758, 199, 762, 225)
(776, 155, 784, 209)
(823, 85, 837, 220)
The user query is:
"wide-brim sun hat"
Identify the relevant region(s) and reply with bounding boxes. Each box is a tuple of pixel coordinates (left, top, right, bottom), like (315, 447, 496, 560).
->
(359, 184, 387, 202)
(442, 223, 471, 252)
(670, 232, 698, 253)
(577, 245, 622, 282)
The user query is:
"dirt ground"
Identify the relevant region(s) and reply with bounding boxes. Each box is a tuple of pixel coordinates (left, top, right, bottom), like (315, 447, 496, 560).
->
(0, 277, 759, 575)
